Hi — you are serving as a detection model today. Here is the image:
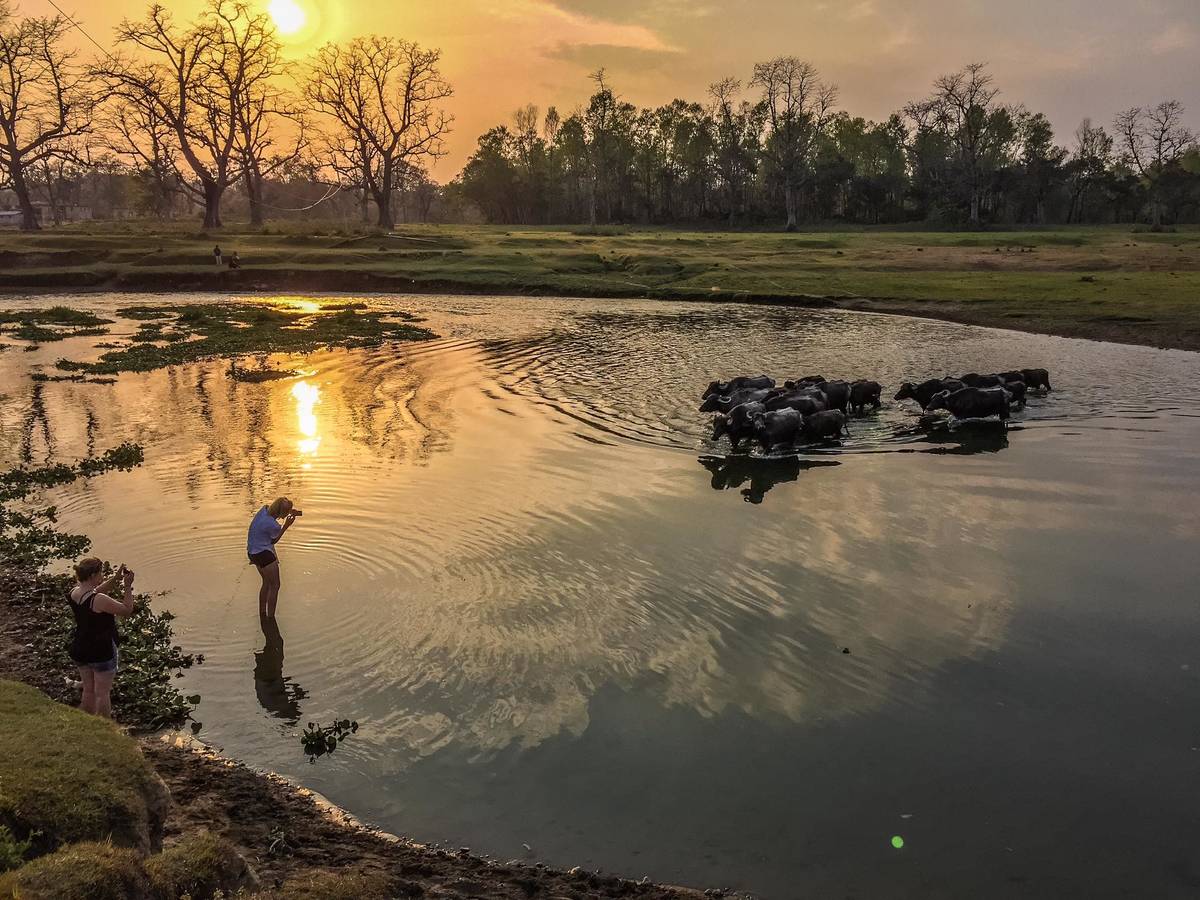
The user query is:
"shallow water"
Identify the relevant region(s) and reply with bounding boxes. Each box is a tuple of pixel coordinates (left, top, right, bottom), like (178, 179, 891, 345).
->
(3, 293, 1200, 898)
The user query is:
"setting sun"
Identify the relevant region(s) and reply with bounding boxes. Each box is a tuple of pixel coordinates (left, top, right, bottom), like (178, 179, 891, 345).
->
(268, 0, 306, 35)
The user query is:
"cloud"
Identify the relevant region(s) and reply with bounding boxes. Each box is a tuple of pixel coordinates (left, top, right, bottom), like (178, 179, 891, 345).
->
(511, 0, 676, 52)
(1150, 23, 1197, 54)
(544, 41, 682, 73)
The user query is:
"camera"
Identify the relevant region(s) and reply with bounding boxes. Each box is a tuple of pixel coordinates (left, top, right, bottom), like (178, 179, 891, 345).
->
(291, 510, 303, 517)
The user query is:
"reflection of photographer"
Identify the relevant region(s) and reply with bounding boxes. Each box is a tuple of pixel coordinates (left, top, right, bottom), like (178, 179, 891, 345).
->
(254, 613, 307, 724)
(246, 497, 301, 617)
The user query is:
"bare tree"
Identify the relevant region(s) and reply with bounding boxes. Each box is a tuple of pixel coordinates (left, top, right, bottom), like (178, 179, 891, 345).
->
(98, 1, 273, 228)
(709, 77, 760, 226)
(1114, 100, 1196, 228)
(102, 92, 183, 219)
(221, 5, 303, 227)
(1066, 118, 1113, 224)
(750, 57, 836, 230)
(0, 2, 92, 230)
(906, 62, 1003, 227)
(305, 36, 452, 229)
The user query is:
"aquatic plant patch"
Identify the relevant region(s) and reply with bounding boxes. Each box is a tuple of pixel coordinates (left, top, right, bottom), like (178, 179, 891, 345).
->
(301, 719, 359, 759)
(54, 302, 436, 376)
(0, 307, 113, 343)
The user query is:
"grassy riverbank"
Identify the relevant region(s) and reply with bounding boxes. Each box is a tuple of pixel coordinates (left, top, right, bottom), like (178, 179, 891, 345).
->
(2, 222, 1199, 351)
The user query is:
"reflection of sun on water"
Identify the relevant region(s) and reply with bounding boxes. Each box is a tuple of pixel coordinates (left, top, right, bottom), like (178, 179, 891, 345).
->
(291, 381, 321, 463)
(294, 300, 321, 314)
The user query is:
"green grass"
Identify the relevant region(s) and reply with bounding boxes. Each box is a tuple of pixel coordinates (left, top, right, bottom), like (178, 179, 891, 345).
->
(1, 222, 1199, 349)
(0, 681, 167, 856)
(0, 841, 152, 900)
(144, 830, 254, 900)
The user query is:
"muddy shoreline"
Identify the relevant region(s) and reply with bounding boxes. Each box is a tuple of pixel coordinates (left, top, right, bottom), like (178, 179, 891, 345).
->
(0, 267, 1196, 353)
(0, 591, 744, 898)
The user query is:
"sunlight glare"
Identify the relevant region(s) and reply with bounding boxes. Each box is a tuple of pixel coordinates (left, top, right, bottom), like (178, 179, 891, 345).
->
(292, 380, 321, 456)
(269, 0, 307, 35)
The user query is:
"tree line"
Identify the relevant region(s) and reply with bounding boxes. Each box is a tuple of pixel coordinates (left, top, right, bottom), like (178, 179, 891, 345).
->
(2, 0, 1197, 231)
(455, 63, 1200, 230)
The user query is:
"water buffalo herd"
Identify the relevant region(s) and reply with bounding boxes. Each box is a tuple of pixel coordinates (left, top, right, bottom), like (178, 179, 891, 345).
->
(702, 368, 1051, 454)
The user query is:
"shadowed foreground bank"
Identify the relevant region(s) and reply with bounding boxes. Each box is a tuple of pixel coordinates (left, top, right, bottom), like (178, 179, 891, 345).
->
(0, 677, 732, 900)
(1, 224, 1199, 351)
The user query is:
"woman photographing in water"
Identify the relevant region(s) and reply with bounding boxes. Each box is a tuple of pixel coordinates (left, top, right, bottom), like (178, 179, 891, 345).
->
(248, 497, 299, 617)
(67, 558, 138, 718)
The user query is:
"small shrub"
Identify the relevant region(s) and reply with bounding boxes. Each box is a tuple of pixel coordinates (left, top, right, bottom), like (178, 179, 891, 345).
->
(145, 830, 255, 900)
(0, 824, 34, 872)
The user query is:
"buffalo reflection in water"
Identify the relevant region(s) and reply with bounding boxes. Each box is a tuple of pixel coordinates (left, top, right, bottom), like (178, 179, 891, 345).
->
(699, 454, 841, 504)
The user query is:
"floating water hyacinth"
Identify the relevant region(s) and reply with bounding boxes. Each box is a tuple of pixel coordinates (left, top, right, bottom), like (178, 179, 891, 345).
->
(301, 719, 359, 759)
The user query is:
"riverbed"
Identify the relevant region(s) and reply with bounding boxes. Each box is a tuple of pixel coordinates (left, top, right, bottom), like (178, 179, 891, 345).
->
(2, 293, 1198, 898)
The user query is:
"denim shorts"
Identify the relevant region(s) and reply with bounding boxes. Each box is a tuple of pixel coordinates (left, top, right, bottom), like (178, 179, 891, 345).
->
(79, 645, 118, 674)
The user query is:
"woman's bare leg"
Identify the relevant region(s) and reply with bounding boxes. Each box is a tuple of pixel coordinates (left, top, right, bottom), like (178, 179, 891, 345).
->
(93, 669, 115, 718)
(259, 562, 281, 617)
(79, 667, 96, 714)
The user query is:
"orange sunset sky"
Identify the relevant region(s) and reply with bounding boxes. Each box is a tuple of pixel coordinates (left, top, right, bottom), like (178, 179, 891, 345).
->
(21, 0, 1200, 177)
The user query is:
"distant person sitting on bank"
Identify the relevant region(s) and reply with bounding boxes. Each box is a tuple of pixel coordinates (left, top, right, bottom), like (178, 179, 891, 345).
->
(67, 557, 138, 718)
(229, 251, 241, 269)
(248, 497, 299, 617)
(213, 245, 223, 265)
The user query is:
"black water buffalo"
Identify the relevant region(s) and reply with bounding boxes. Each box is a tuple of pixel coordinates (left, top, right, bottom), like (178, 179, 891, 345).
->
(959, 373, 1005, 389)
(849, 380, 882, 414)
(995, 370, 1025, 384)
(699, 386, 774, 414)
(818, 380, 851, 415)
(896, 378, 960, 409)
(1021, 368, 1052, 391)
(784, 375, 827, 389)
(702, 375, 775, 401)
(1002, 380, 1027, 405)
(766, 389, 827, 416)
(712, 400, 768, 446)
(800, 409, 848, 442)
(753, 409, 804, 453)
(927, 387, 1011, 421)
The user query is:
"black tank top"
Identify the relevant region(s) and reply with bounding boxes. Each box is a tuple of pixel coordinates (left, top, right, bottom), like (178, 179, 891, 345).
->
(67, 587, 118, 664)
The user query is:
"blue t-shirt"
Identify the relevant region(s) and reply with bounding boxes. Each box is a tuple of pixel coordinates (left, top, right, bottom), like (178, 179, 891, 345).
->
(247, 507, 282, 555)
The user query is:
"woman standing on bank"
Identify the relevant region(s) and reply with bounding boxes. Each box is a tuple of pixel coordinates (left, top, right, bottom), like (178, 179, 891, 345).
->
(67, 558, 137, 718)
(248, 497, 298, 617)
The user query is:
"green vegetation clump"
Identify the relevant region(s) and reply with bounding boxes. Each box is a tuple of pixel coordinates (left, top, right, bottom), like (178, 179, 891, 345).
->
(0, 681, 167, 856)
(56, 302, 435, 375)
(0, 824, 34, 872)
(0, 307, 113, 343)
(0, 443, 144, 566)
(301, 719, 358, 759)
(0, 841, 152, 900)
(145, 830, 255, 900)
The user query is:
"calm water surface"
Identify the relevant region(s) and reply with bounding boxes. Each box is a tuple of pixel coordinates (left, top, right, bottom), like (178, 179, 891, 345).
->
(2, 294, 1199, 898)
